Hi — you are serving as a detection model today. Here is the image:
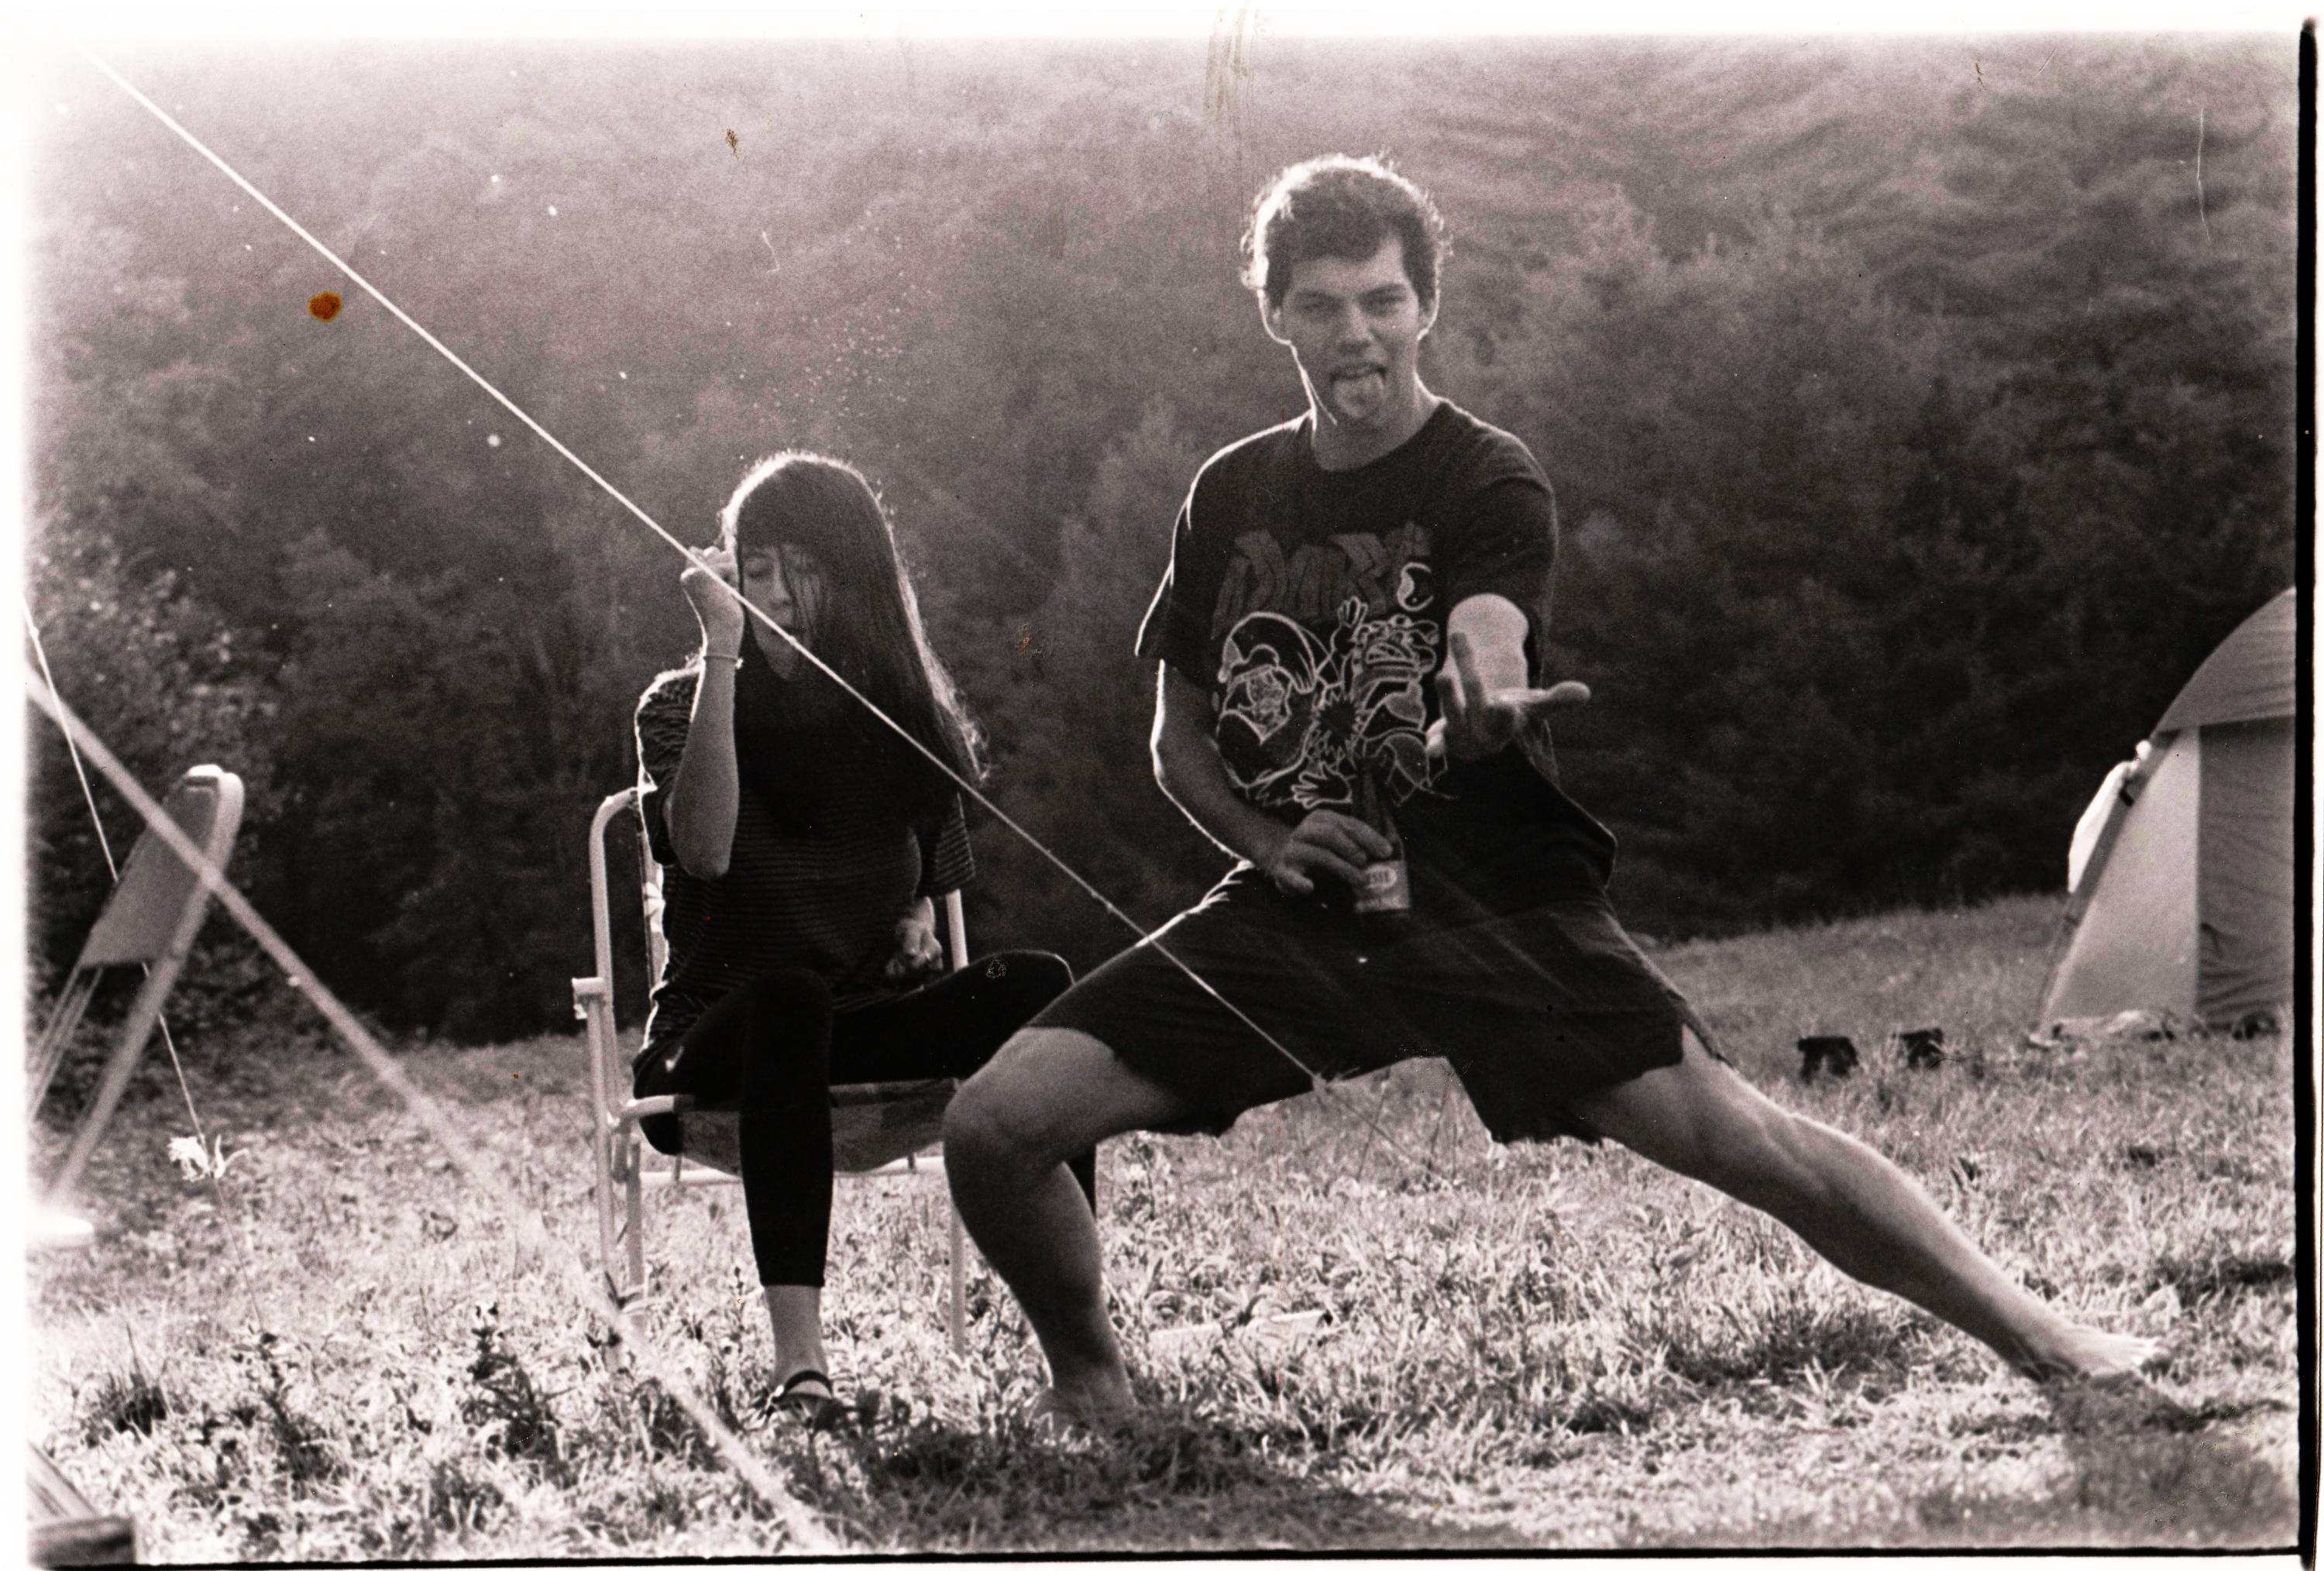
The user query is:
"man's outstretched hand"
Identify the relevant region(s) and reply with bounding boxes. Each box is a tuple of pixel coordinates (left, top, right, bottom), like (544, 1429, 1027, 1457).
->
(1430, 628, 1590, 761)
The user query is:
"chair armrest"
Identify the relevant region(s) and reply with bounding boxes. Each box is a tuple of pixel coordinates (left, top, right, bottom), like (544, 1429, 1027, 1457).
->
(616, 1094, 693, 1126)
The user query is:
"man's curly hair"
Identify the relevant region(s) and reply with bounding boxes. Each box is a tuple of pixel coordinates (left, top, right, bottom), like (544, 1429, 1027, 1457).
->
(1241, 154, 1448, 314)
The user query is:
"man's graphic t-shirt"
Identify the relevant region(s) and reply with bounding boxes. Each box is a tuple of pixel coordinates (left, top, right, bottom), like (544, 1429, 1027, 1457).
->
(1136, 400, 1618, 905)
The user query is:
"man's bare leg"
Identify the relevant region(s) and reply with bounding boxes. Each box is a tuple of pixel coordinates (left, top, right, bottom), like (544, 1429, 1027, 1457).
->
(1571, 1032, 2160, 1380)
(943, 1026, 1191, 1415)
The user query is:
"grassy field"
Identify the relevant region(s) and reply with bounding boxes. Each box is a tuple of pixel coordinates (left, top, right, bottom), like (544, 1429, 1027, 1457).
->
(31, 894, 2304, 1557)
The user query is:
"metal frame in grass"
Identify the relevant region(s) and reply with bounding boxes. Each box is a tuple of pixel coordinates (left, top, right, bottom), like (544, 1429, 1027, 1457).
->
(34, 764, 245, 1216)
(572, 786, 970, 1349)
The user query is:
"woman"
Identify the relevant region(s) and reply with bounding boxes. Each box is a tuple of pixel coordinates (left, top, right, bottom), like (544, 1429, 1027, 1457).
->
(631, 452, 1087, 1418)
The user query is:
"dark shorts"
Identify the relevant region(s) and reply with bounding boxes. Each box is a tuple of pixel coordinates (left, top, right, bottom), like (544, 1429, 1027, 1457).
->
(1030, 866, 1719, 1143)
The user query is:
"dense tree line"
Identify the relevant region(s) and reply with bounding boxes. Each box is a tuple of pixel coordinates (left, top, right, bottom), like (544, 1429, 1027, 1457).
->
(26, 36, 2298, 1047)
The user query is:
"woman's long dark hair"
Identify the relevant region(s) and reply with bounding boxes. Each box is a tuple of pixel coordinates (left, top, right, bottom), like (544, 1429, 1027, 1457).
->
(716, 452, 983, 819)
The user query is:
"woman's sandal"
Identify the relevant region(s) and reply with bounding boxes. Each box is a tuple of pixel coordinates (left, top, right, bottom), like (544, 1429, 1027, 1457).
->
(774, 1369, 844, 1428)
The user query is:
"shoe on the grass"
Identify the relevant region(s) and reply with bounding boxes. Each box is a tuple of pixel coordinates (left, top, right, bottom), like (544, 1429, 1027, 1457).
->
(774, 1369, 845, 1428)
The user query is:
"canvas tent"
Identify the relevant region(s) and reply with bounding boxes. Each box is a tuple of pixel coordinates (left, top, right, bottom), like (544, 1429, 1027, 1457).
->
(2039, 588, 2299, 1029)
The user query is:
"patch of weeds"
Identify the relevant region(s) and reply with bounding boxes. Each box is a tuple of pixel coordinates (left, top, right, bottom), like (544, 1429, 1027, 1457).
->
(462, 1301, 568, 1480)
(843, 1404, 1308, 1538)
(1270, 1400, 1388, 1453)
(568, 1468, 719, 1548)
(632, 1466, 706, 1535)
(1663, 1296, 1920, 1388)
(237, 1507, 288, 1560)
(1559, 1394, 1651, 1435)
(1108, 1408, 1293, 1497)
(80, 1363, 172, 1441)
(426, 1455, 507, 1539)
(245, 1328, 343, 1487)
(686, 1281, 769, 1435)
(604, 1375, 716, 1469)
(1950, 1409, 2052, 1442)
(868, 1418, 978, 1487)
(2145, 1253, 2294, 1305)
(703, 1347, 765, 1434)
(173, 1404, 258, 1507)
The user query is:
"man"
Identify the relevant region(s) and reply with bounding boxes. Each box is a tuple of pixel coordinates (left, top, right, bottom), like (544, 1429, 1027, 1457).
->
(944, 154, 2157, 1418)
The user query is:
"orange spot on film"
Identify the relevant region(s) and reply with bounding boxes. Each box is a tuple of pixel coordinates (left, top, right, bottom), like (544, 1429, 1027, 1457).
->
(308, 291, 343, 321)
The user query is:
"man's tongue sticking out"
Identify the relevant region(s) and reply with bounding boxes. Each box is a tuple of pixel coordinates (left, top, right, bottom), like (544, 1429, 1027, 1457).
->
(1329, 365, 1388, 425)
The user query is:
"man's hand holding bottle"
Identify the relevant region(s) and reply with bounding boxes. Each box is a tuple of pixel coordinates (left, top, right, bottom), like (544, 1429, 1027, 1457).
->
(1259, 809, 1394, 900)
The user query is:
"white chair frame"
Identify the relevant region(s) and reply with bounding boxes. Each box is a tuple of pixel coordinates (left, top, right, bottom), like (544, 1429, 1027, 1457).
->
(572, 787, 969, 1349)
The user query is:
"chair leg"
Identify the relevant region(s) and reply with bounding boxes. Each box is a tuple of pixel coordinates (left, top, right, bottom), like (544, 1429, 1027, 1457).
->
(579, 988, 630, 1300)
(593, 1112, 619, 1294)
(624, 1137, 646, 1301)
(43, 956, 184, 1208)
(600, 1123, 645, 1305)
(948, 1200, 966, 1353)
(29, 968, 100, 1118)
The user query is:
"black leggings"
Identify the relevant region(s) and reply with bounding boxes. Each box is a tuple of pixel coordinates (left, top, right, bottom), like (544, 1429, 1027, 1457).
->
(634, 951, 1085, 1287)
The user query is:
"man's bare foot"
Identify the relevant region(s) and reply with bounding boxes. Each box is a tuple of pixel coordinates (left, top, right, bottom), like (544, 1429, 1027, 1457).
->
(2017, 1325, 2165, 1382)
(1027, 1386, 1134, 1438)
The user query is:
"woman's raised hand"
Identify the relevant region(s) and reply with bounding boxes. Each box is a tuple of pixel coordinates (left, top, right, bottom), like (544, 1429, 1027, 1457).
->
(680, 546, 747, 655)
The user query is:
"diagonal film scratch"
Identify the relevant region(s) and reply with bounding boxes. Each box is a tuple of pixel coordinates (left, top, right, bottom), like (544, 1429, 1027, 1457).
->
(2196, 105, 2212, 244)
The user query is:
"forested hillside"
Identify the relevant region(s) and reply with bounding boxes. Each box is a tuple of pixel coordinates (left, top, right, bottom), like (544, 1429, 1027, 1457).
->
(26, 35, 2298, 1043)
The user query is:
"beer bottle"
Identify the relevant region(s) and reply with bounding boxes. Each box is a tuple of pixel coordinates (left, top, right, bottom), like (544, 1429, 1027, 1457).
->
(1351, 760, 1411, 920)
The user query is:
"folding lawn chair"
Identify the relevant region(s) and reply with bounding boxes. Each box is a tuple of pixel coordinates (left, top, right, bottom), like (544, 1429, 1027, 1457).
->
(572, 787, 972, 1349)
(32, 765, 245, 1220)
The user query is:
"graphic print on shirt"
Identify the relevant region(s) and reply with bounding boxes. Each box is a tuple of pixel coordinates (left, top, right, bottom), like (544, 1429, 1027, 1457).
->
(1210, 523, 1441, 814)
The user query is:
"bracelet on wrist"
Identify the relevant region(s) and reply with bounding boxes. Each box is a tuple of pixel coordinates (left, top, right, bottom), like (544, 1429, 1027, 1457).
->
(702, 650, 743, 668)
